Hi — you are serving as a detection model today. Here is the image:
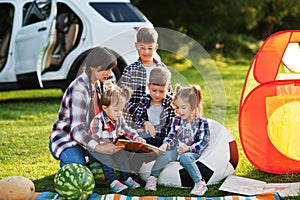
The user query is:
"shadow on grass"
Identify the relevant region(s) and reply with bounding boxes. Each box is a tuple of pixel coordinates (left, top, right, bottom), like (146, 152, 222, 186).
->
(33, 173, 231, 197)
(33, 174, 56, 192)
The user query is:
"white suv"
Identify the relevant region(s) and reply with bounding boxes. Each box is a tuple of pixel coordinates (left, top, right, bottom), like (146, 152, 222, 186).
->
(0, 0, 154, 91)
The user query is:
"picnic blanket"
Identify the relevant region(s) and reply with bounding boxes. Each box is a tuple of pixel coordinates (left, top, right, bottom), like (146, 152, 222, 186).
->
(32, 192, 281, 200)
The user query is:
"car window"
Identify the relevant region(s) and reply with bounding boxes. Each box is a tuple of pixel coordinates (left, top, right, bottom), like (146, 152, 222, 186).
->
(0, 3, 14, 71)
(23, 0, 52, 26)
(89, 2, 146, 22)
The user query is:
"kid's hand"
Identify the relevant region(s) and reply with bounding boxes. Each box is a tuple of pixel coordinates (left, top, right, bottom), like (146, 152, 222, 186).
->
(143, 121, 156, 138)
(118, 129, 125, 136)
(135, 136, 146, 143)
(159, 143, 168, 152)
(95, 143, 122, 155)
(177, 142, 189, 155)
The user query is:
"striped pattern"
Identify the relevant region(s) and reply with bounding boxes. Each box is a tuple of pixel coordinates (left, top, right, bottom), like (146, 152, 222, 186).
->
(32, 192, 280, 200)
(88, 193, 280, 200)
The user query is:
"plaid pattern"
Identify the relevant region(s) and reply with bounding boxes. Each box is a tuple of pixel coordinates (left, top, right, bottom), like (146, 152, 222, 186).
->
(89, 111, 139, 143)
(134, 94, 175, 138)
(118, 58, 172, 127)
(164, 116, 210, 153)
(50, 72, 98, 159)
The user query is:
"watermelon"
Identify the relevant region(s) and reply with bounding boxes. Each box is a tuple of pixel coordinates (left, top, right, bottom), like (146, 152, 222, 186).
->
(54, 163, 95, 200)
(86, 160, 102, 180)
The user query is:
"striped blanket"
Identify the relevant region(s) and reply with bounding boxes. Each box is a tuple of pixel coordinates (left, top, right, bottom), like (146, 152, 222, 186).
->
(32, 192, 281, 200)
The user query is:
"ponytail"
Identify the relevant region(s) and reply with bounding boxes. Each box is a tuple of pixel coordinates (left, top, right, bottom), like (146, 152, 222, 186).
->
(191, 85, 203, 116)
(174, 84, 204, 117)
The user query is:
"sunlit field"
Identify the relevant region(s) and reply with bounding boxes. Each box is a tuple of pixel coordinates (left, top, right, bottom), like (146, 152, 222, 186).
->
(0, 53, 298, 199)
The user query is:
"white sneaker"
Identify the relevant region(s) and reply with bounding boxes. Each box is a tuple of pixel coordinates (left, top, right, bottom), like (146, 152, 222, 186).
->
(110, 180, 128, 193)
(123, 177, 141, 188)
(145, 176, 158, 191)
(190, 179, 208, 196)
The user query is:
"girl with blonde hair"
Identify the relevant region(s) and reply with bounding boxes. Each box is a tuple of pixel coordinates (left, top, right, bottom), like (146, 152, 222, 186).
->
(145, 84, 210, 196)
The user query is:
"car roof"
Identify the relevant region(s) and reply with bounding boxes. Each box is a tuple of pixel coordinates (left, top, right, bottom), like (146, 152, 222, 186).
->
(6, 0, 132, 4)
(61, 0, 131, 2)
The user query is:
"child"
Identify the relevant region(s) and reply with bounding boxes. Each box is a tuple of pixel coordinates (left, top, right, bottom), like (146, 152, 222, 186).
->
(134, 67, 175, 147)
(145, 84, 210, 196)
(129, 67, 176, 173)
(88, 84, 145, 193)
(119, 26, 172, 128)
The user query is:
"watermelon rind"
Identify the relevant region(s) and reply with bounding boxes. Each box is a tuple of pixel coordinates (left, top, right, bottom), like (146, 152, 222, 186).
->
(86, 160, 102, 180)
(54, 163, 95, 200)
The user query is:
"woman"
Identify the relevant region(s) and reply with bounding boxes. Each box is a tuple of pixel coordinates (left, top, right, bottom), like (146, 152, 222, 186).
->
(50, 46, 122, 167)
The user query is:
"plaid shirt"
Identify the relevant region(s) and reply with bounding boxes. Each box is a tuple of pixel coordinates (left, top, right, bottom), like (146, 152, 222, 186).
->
(118, 58, 172, 126)
(50, 72, 99, 159)
(89, 111, 139, 143)
(133, 94, 175, 138)
(164, 116, 210, 154)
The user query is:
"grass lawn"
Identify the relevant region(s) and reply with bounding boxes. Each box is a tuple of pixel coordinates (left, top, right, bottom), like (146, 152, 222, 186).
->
(0, 53, 299, 199)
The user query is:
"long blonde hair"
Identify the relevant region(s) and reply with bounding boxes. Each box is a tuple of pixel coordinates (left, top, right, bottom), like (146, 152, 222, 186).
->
(174, 84, 203, 117)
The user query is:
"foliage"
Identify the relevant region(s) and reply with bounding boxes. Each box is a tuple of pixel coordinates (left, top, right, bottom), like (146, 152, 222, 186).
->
(134, 0, 300, 61)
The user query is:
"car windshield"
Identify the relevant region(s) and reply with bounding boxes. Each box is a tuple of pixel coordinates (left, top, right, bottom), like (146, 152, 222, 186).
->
(89, 2, 146, 22)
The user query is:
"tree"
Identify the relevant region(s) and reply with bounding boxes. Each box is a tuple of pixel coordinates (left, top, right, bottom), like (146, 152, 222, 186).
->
(134, 0, 300, 59)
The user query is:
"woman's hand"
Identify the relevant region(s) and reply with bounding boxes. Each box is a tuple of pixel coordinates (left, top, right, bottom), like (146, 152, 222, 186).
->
(143, 121, 156, 138)
(177, 142, 189, 154)
(94, 143, 122, 155)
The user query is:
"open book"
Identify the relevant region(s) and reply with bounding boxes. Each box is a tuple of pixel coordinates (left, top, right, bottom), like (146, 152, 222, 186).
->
(219, 175, 300, 197)
(115, 139, 166, 155)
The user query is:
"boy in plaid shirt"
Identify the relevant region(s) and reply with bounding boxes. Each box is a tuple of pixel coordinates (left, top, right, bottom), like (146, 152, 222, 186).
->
(119, 26, 172, 129)
(134, 67, 175, 147)
(129, 67, 175, 173)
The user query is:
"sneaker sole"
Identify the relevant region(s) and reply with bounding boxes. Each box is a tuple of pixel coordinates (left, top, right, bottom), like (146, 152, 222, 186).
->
(124, 182, 141, 189)
(190, 188, 207, 196)
(112, 185, 128, 193)
(145, 187, 156, 191)
(131, 185, 141, 189)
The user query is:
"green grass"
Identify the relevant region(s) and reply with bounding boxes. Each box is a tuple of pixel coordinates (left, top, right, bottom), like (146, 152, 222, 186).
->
(0, 55, 299, 199)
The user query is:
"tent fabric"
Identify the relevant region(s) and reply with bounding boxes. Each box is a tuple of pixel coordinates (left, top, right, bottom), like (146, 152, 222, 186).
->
(254, 31, 300, 83)
(239, 30, 300, 174)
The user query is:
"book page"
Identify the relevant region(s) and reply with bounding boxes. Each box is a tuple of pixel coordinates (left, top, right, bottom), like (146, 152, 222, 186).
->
(115, 139, 166, 155)
(219, 175, 266, 195)
(263, 182, 300, 197)
(220, 175, 300, 197)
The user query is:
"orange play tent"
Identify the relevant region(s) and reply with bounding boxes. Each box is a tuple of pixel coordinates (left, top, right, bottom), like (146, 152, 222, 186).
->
(239, 30, 300, 174)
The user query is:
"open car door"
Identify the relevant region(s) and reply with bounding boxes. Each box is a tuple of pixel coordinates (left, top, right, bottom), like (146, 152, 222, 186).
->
(15, 0, 56, 88)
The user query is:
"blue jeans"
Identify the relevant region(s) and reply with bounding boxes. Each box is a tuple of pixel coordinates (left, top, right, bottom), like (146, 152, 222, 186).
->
(179, 152, 202, 183)
(89, 150, 131, 184)
(49, 141, 94, 168)
(139, 131, 164, 147)
(151, 149, 178, 177)
(59, 146, 87, 167)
